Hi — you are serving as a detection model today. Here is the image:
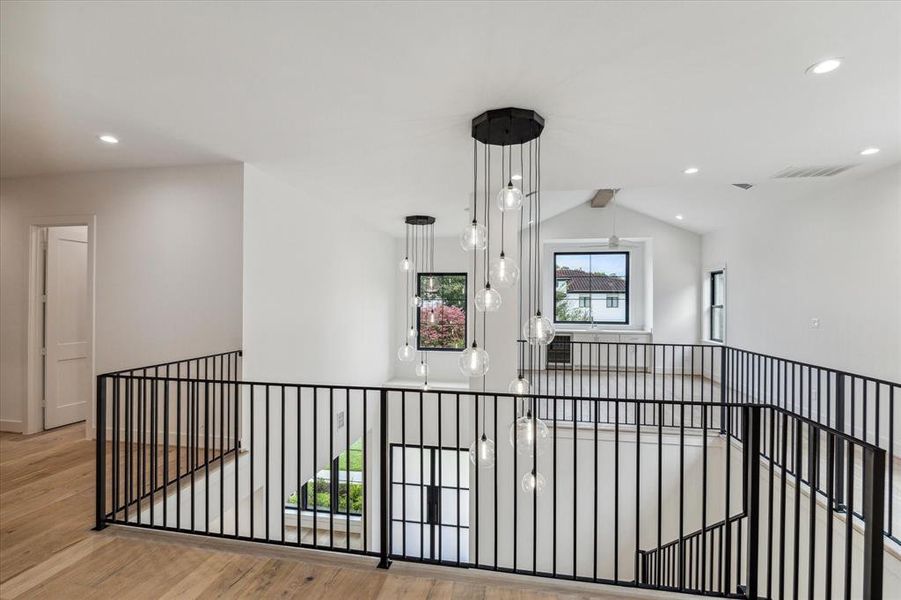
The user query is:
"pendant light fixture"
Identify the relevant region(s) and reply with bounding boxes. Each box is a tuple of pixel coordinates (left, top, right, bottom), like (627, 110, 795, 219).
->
(521, 468, 546, 494)
(509, 406, 549, 456)
(469, 432, 496, 469)
(398, 215, 436, 391)
(460, 108, 549, 372)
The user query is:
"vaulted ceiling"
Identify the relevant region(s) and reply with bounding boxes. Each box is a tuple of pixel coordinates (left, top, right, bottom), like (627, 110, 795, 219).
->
(2, 1, 898, 234)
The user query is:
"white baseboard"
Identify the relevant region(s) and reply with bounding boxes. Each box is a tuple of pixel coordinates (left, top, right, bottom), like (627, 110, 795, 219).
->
(0, 419, 25, 433)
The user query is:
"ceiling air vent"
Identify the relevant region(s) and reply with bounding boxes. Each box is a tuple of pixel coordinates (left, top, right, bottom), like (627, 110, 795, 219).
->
(732, 183, 754, 190)
(771, 164, 857, 179)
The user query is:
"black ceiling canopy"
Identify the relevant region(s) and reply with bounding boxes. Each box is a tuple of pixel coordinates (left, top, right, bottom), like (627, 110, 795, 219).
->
(471, 107, 545, 146)
(405, 215, 436, 225)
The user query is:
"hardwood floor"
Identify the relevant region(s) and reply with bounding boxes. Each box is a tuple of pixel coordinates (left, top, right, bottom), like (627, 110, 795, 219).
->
(0, 424, 675, 599)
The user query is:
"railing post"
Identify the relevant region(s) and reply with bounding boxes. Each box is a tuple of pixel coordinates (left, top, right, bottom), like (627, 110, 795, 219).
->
(377, 388, 392, 569)
(834, 374, 846, 510)
(742, 405, 761, 599)
(862, 446, 886, 600)
(94, 375, 107, 531)
(720, 346, 728, 434)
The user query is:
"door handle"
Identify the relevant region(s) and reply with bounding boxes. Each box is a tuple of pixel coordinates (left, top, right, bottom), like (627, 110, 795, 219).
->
(426, 485, 440, 524)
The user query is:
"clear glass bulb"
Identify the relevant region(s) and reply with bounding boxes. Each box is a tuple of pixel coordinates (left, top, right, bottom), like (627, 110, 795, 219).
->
(399, 257, 411, 272)
(407, 326, 417, 340)
(397, 344, 415, 362)
(508, 376, 530, 395)
(474, 285, 502, 312)
(497, 182, 524, 211)
(490, 254, 520, 289)
(458, 343, 489, 377)
(460, 221, 488, 251)
(521, 470, 546, 494)
(422, 382, 430, 391)
(522, 313, 555, 346)
(424, 276, 438, 294)
(411, 295, 422, 308)
(428, 310, 437, 324)
(469, 434, 496, 469)
(509, 412, 549, 456)
(415, 361, 429, 378)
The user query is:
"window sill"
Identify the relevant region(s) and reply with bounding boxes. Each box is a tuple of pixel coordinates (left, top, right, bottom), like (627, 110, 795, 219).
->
(283, 506, 363, 533)
(553, 327, 652, 335)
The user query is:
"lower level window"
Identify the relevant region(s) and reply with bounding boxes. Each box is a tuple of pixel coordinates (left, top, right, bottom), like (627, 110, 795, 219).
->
(288, 439, 363, 515)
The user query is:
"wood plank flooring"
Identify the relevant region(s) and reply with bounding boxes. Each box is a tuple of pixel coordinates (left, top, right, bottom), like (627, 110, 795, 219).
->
(0, 424, 684, 599)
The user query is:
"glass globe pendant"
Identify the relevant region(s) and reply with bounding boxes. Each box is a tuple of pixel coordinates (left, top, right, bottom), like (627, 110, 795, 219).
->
(474, 283, 502, 312)
(496, 181, 524, 211)
(508, 376, 530, 395)
(415, 361, 429, 378)
(411, 295, 422, 308)
(399, 257, 411, 272)
(458, 342, 489, 377)
(509, 410, 549, 456)
(397, 344, 415, 362)
(424, 275, 439, 294)
(428, 309, 437, 324)
(407, 326, 417, 341)
(490, 252, 519, 289)
(460, 220, 488, 251)
(521, 469, 546, 494)
(522, 312, 555, 346)
(469, 433, 496, 469)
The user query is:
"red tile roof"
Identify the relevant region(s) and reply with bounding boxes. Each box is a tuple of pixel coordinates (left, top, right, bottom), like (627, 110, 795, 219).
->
(556, 269, 626, 293)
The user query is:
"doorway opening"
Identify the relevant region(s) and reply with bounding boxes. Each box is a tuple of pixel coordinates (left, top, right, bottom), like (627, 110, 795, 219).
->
(26, 222, 93, 433)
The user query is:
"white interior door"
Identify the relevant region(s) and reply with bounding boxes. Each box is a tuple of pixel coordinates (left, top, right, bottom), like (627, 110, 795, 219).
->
(44, 226, 90, 429)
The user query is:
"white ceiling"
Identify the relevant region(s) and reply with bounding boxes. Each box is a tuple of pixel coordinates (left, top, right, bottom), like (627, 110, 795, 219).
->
(2, 1, 899, 234)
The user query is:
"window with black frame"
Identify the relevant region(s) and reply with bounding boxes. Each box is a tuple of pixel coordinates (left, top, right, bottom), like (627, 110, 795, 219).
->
(417, 273, 467, 351)
(287, 439, 363, 515)
(710, 270, 725, 342)
(554, 252, 628, 324)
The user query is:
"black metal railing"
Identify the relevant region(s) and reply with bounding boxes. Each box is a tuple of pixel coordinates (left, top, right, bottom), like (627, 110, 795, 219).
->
(522, 340, 900, 544)
(638, 513, 746, 593)
(94, 346, 892, 600)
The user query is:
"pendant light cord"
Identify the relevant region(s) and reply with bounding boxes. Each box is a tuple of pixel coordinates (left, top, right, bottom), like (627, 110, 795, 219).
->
(500, 145, 505, 255)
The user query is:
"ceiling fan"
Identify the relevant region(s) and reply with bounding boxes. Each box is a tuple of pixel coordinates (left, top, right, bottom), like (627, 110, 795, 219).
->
(592, 188, 639, 249)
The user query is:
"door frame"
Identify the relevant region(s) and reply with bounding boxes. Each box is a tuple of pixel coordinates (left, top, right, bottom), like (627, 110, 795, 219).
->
(25, 215, 96, 437)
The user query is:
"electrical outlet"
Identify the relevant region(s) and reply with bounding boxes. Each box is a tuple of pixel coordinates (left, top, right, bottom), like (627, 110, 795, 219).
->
(810, 318, 820, 329)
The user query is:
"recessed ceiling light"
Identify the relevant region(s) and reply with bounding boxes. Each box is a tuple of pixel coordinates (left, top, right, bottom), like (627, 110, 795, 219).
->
(511, 174, 522, 181)
(675, 214, 684, 221)
(683, 167, 699, 175)
(860, 147, 880, 156)
(98, 134, 119, 144)
(806, 58, 842, 75)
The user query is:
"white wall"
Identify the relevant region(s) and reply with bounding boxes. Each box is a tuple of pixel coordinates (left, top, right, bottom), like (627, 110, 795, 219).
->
(241, 164, 394, 386)
(701, 164, 901, 382)
(0, 164, 244, 432)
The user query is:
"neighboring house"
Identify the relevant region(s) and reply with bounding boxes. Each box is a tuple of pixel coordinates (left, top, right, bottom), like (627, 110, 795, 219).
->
(555, 268, 627, 323)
